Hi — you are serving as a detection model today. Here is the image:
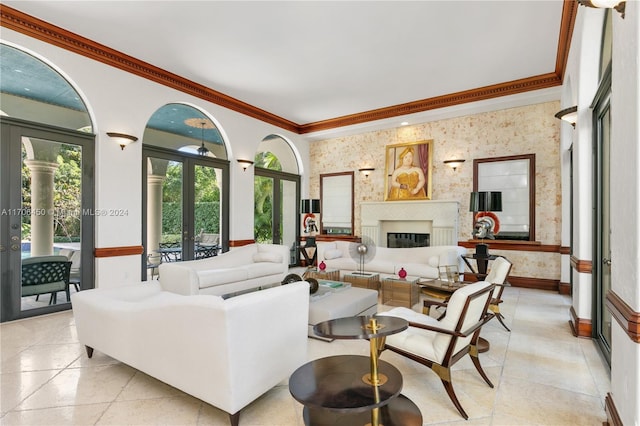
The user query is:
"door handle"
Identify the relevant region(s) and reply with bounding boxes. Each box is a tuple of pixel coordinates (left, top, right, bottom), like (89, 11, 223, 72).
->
(603, 258, 612, 266)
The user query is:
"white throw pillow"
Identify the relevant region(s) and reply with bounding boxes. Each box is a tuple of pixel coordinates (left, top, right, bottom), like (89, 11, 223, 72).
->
(252, 252, 283, 263)
(428, 256, 440, 268)
(324, 249, 343, 260)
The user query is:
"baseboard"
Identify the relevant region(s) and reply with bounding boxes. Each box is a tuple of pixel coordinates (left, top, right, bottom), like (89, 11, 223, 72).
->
(464, 273, 559, 292)
(604, 393, 622, 426)
(558, 281, 571, 295)
(569, 306, 592, 338)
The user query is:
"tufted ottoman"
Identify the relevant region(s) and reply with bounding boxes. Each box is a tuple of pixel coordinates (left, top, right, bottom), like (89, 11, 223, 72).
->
(308, 287, 378, 341)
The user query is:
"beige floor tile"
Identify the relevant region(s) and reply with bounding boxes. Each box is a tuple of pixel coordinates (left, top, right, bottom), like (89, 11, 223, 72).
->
(116, 371, 188, 401)
(97, 396, 201, 425)
(0, 370, 59, 414)
(17, 363, 136, 410)
(0, 403, 108, 425)
(493, 375, 606, 425)
(1, 343, 84, 374)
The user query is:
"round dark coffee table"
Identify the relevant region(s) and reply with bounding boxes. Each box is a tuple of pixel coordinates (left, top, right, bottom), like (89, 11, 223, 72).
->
(290, 315, 422, 426)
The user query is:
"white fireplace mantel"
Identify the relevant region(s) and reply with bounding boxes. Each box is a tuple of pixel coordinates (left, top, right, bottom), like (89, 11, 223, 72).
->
(360, 200, 460, 246)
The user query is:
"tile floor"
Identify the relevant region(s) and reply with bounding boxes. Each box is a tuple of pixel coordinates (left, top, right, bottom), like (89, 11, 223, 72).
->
(2, 282, 610, 425)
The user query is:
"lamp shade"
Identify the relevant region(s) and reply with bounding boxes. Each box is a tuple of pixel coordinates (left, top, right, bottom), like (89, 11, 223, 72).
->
(469, 191, 502, 212)
(301, 199, 321, 214)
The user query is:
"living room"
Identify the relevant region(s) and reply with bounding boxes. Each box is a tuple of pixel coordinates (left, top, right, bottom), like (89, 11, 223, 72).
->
(0, 1, 638, 425)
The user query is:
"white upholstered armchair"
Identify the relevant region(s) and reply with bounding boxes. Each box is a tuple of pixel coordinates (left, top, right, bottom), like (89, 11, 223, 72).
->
(378, 281, 495, 419)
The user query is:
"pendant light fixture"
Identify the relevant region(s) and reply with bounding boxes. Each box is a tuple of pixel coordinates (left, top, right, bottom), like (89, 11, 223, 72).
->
(184, 117, 214, 156)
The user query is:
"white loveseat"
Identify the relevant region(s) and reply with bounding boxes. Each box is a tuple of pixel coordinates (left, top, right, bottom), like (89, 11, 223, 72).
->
(72, 280, 309, 426)
(159, 243, 289, 296)
(317, 241, 467, 279)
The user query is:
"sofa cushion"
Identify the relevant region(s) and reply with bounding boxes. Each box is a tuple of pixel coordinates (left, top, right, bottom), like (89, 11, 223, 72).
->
(252, 252, 283, 263)
(243, 263, 285, 279)
(198, 268, 249, 289)
(428, 255, 439, 268)
(324, 249, 343, 260)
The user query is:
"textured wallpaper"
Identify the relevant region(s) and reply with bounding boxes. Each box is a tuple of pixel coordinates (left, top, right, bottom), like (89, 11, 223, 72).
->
(309, 101, 562, 281)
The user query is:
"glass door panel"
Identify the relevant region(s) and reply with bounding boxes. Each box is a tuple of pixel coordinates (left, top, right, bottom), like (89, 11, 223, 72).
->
(193, 163, 221, 259)
(1, 117, 94, 322)
(254, 175, 274, 243)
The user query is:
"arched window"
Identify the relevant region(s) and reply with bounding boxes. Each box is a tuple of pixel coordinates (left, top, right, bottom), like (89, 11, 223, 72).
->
(141, 104, 229, 277)
(254, 135, 300, 265)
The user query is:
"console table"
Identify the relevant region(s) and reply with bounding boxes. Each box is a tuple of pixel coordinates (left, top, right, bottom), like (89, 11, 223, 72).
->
(289, 316, 422, 425)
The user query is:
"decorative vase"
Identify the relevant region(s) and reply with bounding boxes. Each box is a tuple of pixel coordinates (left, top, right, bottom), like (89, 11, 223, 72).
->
(318, 260, 326, 271)
(398, 267, 407, 279)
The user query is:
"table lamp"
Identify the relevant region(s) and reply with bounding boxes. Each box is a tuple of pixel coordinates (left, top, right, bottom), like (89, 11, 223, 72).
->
(469, 191, 502, 256)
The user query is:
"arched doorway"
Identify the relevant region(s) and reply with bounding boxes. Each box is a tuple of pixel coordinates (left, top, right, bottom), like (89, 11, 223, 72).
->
(254, 135, 301, 266)
(141, 103, 229, 279)
(0, 43, 95, 321)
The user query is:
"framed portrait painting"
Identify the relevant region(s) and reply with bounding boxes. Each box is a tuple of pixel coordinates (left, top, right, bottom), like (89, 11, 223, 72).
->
(384, 140, 433, 201)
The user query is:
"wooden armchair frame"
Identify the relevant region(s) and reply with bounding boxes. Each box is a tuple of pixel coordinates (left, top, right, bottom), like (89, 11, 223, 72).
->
(380, 282, 495, 420)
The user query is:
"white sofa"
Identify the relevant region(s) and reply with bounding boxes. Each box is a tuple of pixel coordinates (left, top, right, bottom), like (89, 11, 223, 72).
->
(72, 280, 309, 426)
(317, 241, 467, 280)
(159, 243, 289, 296)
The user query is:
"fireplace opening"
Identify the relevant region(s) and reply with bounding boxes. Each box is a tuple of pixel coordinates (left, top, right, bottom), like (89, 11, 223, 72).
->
(387, 233, 430, 248)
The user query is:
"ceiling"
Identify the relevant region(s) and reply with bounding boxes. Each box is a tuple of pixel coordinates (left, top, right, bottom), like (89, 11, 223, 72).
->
(1, 1, 570, 137)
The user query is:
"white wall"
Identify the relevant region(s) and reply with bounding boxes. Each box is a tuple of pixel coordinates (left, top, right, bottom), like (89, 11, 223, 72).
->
(609, 1, 640, 424)
(1, 28, 309, 288)
(562, 3, 640, 425)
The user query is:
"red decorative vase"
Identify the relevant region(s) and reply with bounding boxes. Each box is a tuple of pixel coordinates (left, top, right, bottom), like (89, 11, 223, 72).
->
(318, 260, 326, 271)
(398, 267, 407, 279)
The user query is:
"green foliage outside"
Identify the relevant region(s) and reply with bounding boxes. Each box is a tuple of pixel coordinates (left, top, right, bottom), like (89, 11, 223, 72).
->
(161, 162, 220, 243)
(21, 144, 82, 242)
(253, 152, 282, 243)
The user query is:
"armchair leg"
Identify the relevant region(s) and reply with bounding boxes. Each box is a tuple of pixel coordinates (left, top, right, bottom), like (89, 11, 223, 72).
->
(469, 347, 494, 388)
(496, 313, 511, 331)
(440, 376, 469, 420)
(85, 346, 94, 358)
(228, 411, 240, 426)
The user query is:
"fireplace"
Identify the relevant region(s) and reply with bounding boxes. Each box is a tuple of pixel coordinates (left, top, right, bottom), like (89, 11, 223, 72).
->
(360, 200, 460, 246)
(387, 233, 430, 248)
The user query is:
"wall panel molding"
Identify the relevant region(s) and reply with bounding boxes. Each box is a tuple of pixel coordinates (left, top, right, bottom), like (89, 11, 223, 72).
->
(229, 239, 255, 247)
(606, 290, 640, 343)
(604, 393, 622, 426)
(94, 245, 144, 258)
(570, 255, 592, 273)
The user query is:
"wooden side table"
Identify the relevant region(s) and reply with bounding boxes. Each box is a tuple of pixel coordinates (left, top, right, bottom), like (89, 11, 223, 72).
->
(303, 268, 340, 281)
(381, 276, 420, 308)
(343, 272, 380, 290)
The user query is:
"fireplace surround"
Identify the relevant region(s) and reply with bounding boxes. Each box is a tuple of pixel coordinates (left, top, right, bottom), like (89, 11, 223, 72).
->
(361, 200, 460, 247)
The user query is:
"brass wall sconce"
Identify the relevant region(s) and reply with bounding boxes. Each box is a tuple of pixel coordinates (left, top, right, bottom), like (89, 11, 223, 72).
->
(577, 0, 625, 18)
(358, 167, 375, 178)
(443, 159, 465, 171)
(237, 159, 254, 171)
(107, 132, 138, 150)
(554, 106, 578, 127)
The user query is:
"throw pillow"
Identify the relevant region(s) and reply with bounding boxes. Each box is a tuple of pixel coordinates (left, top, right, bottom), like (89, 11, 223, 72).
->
(324, 249, 343, 260)
(252, 252, 283, 263)
(428, 255, 439, 268)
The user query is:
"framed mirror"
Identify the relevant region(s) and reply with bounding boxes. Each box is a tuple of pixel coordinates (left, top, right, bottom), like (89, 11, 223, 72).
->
(320, 171, 354, 236)
(473, 154, 535, 241)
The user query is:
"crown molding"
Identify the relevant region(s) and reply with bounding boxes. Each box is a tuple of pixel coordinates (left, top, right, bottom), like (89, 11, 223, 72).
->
(0, 2, 577, 134)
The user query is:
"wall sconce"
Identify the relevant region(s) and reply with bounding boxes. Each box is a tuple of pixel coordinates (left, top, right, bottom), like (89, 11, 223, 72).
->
(554, 106, 578, 128)
(358, 167, 375, 178)
(236, 159, 254, 171)
(577, 0, 625, 18)
(443, 159, 465, 171)
(107, 132, 138, 150)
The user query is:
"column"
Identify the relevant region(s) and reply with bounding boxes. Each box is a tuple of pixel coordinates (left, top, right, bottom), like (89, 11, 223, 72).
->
(24, 160, 59, 256)
(146, 174, 165, 259)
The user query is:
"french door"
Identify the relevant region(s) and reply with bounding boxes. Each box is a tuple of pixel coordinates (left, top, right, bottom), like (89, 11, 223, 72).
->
(593, 66, 612, 362)
(0, 117, 95, 322)
(254, 168, 300, 266)
(142, 147, 229, 279)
